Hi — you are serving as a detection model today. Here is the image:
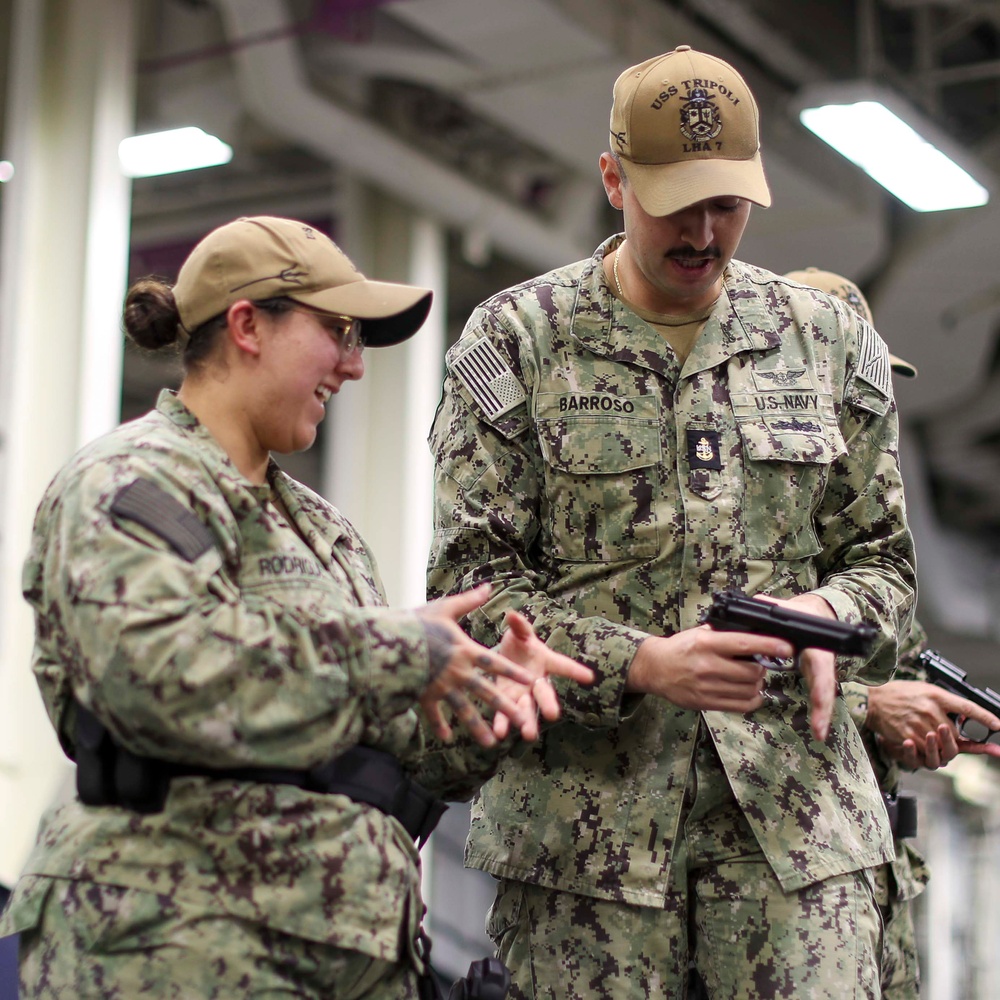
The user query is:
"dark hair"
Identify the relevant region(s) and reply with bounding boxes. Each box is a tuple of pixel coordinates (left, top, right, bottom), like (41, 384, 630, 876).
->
(122, 278, 297, 374)
(122, 277, 182, 351)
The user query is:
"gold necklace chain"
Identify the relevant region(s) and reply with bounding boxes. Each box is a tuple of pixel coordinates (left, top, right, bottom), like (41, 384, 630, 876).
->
(613, 240, 626, 299)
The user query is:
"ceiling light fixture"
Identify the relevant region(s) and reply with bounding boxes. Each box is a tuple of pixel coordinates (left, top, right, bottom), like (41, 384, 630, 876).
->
(118, 126, 233, 178)
(795, 83, 989, 212)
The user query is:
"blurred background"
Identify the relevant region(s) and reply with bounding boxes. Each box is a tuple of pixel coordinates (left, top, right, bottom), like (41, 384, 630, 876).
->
(1, 1, 1000, 997)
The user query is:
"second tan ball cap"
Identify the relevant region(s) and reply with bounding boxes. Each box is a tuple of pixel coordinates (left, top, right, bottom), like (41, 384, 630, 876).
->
(609, 45, 772, 216)
(785, 267, 918, 378)
(174, 216, 432, 347)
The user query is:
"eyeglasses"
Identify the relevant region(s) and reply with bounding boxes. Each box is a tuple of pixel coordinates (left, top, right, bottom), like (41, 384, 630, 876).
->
(293, 307, 365, 355)
(320, 313, 365, 355)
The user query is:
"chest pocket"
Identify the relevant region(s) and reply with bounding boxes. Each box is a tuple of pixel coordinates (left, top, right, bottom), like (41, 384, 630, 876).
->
(239, 509, 367, 623)
(735, 405, 846, 561)
(536, 403, 661, 563)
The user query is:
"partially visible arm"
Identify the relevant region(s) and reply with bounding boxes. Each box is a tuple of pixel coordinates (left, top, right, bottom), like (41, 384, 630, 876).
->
(809, 313, 917, 688)
(866, 680, 1000, 768)
(845, 622, 1000, 769)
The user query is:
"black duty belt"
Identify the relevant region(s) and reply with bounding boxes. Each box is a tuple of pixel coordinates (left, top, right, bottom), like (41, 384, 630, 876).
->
(75, 704, 447, 845)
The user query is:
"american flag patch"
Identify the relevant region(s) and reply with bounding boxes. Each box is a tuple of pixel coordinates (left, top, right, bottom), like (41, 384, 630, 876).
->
(451, 337, 527, 421)
(855, 319, 892, 398)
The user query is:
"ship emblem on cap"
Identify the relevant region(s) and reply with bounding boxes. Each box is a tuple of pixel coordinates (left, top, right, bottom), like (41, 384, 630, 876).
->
(679, 88, 722, 142)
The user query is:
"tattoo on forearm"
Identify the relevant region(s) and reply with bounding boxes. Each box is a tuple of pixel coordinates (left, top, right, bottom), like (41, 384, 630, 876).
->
(423, 621, 454, 682)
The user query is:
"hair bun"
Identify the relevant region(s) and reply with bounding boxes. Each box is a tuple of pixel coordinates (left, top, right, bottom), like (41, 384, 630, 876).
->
(123, 277, 181, 351)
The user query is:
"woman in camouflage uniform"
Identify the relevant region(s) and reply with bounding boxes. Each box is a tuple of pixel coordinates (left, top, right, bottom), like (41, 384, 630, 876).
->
(0, 216, 592, 999)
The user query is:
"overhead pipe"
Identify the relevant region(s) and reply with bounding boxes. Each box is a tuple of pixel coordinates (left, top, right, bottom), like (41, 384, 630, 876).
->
(213, 0, 589, 271)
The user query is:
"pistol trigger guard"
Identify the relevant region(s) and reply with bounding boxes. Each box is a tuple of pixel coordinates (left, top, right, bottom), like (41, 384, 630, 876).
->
(753, 654, 795, 672)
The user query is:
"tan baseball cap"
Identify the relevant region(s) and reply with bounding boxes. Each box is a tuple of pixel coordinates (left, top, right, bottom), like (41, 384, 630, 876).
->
(174, 216, 432, 347)
(785, 267, 918, 378)
(609, 45, 772, 217)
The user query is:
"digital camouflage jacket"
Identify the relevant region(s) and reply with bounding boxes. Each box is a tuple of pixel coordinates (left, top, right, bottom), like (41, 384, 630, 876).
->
(1, 391, 492, 962)
(428, 236, 916, 906)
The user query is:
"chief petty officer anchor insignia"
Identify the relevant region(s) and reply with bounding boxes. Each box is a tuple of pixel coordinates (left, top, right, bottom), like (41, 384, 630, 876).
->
(687, 428, 723, 470)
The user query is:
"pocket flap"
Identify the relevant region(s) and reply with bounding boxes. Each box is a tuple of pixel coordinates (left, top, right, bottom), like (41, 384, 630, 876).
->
(538, 416, 662, 474)
(737, 413, 846, 465)
(0, 875, 54, 936)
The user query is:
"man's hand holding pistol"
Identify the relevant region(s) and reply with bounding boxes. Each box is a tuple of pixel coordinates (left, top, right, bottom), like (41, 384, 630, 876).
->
(702, 590, 878, 742)
(625, 589, 874, 743)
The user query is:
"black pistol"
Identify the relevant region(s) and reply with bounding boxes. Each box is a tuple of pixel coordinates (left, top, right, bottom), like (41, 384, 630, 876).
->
(917, 648, 1000, 744)
(702, 590, 878, 665)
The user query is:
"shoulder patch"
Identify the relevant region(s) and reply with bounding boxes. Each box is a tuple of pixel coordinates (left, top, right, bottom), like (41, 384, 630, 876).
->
(110, 479, 214, 562)
(855, 319, 892, 398)
(450, 337, 527, 421)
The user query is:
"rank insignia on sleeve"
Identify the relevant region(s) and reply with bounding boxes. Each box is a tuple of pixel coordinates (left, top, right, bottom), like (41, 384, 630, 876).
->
(687, 428, 723, 470)
(451, 337, 527, 421)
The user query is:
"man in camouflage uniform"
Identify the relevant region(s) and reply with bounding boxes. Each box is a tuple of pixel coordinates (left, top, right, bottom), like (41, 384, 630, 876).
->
(427, 47, 916, 998)
(788, 268, 1000, 999)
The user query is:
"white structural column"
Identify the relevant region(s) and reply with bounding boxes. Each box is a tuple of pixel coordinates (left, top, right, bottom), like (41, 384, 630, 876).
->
(321, 182, 449, 925)
(0, 0, 135, 886)
(323, 188, 447, 610)
(398, 217, 448, 607)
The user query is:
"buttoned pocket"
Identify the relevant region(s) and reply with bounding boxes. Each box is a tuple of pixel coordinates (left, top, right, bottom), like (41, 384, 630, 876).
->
(536, 411, 661, 562)
(735, 410, 846, 560)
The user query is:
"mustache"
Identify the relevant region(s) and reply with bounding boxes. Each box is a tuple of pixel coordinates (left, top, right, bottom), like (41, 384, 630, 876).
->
(667, 247, 721, 260)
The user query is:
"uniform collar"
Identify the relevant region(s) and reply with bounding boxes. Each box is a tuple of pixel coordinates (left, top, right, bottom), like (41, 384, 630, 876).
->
(156, 389, 354, 552)
(155, 388, 272, 504)
(681, 263, 783, 378)
(568, 237, 782, 377)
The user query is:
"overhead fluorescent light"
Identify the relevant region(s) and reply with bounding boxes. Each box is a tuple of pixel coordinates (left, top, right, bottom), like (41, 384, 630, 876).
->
(795, 83, 989, 212)
(118, 126, 233, 178)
